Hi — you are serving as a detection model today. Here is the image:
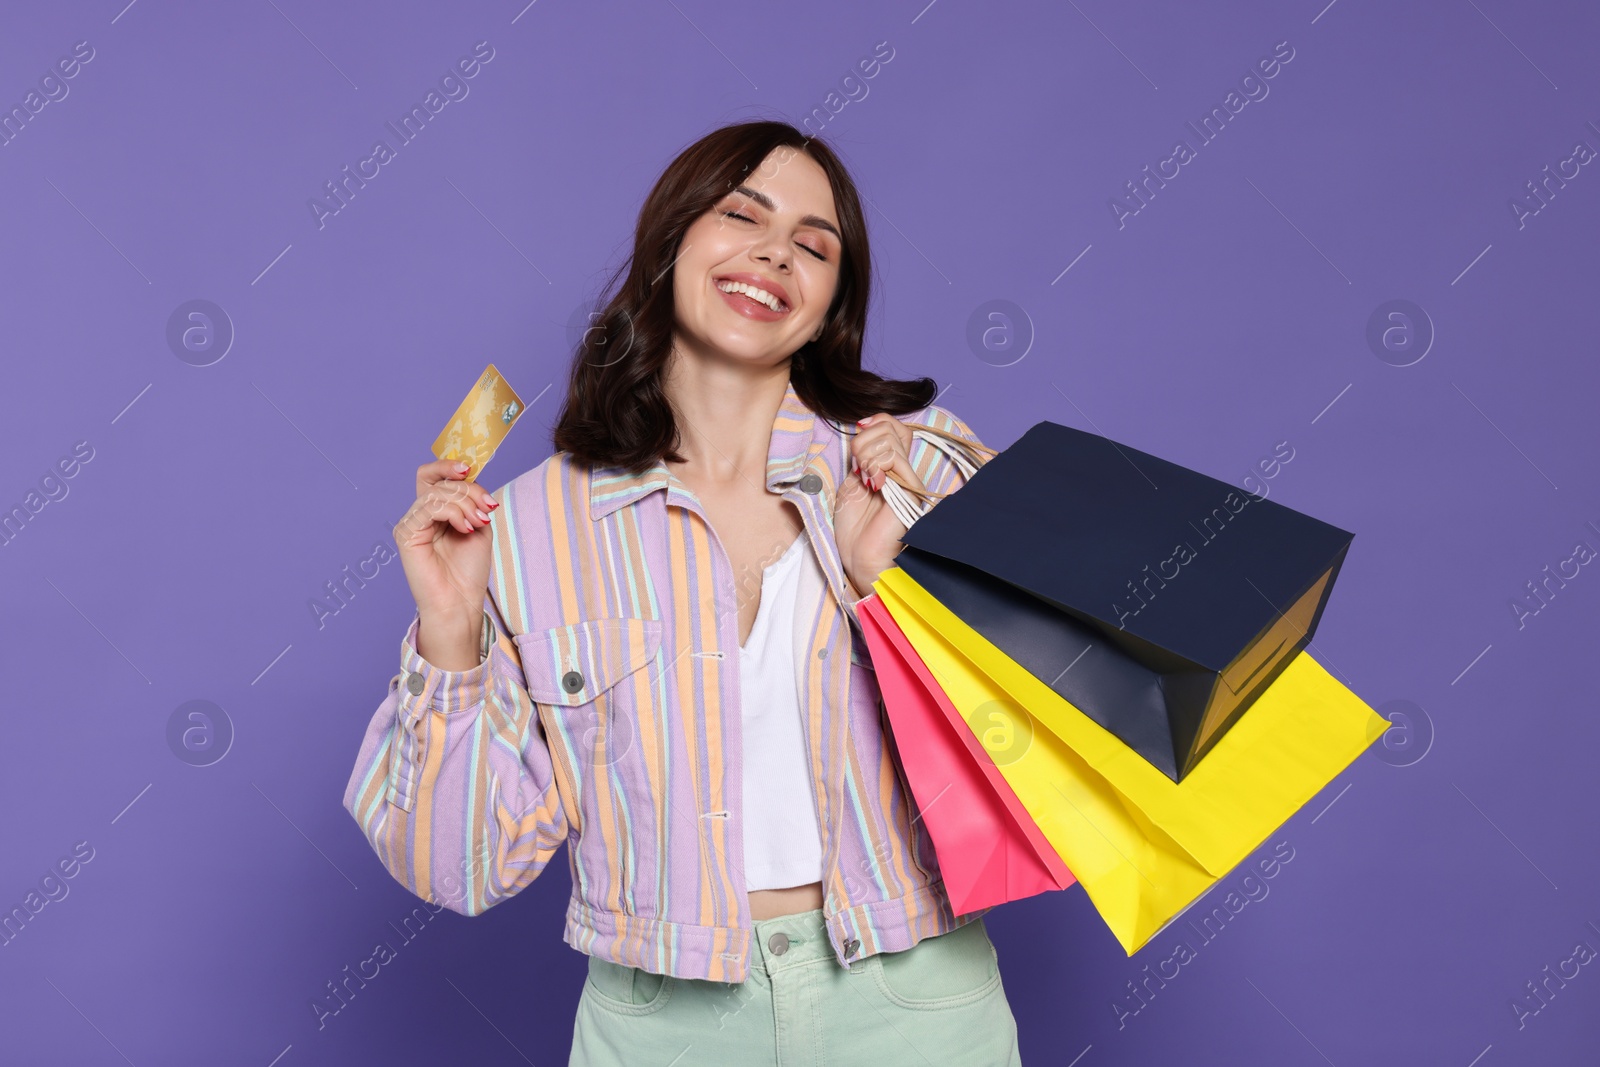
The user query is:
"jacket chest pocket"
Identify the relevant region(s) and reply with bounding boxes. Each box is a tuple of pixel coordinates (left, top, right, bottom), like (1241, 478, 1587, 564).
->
(517, 616, 663, 768)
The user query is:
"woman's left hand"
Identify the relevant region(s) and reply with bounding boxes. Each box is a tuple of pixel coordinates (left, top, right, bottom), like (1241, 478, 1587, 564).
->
(834, 413, 927, 603)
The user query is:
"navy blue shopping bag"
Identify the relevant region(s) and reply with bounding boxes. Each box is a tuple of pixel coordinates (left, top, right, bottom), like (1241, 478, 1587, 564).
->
(896, 420, 1353, 782)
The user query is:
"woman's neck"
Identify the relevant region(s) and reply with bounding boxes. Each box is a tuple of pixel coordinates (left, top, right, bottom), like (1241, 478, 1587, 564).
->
(662, 354, 793, 485)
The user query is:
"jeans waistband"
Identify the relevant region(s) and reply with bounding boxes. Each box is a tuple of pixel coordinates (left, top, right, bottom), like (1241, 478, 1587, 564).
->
(747, 906, 832, 977)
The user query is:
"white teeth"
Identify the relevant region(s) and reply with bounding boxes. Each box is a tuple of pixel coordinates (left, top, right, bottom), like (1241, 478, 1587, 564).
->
(716, 280, 784, 312)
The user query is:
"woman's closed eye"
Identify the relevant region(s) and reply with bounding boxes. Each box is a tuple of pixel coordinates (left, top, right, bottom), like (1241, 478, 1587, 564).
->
(721, 211, 829, 262)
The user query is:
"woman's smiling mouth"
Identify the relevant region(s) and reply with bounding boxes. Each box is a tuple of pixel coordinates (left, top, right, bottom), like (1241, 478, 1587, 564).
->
(713, 274, 791, 321)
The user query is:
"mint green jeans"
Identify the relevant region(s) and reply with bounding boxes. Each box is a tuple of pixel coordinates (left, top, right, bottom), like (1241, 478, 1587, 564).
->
(569, 908, 1023, 1065)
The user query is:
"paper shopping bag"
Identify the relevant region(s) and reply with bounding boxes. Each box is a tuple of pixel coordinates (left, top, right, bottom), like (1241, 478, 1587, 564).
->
(872, 565, 1386, 955)
(857, 594, 1076, 915)
(898, 420, 1354, 782)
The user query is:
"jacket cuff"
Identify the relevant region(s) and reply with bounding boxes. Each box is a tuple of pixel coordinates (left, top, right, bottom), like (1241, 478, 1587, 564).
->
(397, 611, 493, 718)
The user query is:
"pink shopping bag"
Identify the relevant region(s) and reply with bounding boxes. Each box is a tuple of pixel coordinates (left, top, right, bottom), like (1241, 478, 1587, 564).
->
(858, 593, 1076, 914)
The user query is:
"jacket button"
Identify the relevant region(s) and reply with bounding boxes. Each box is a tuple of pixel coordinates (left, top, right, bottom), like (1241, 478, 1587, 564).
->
(561, 670, 585, 694)
(768, 932, 789, 955)
(844, 938, 860, 957)
(406, 673, 425, 695)
(798, 472, 823, 494)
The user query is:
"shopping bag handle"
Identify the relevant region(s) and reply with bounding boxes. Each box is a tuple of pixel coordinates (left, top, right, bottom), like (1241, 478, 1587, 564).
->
(880, 421, 999, 529)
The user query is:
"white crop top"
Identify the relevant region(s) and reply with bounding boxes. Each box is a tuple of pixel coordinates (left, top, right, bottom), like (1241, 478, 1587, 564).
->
(738, 530, 827, 892)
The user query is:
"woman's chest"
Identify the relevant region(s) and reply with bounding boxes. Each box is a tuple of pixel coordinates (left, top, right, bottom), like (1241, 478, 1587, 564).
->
(681, 483, 810, 648)
(503, 465, 889, 845)
(503, 459, 872, 690)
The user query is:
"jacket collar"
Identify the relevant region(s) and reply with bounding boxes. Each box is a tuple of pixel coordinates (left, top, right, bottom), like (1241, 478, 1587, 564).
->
(588, 379, 821, 521)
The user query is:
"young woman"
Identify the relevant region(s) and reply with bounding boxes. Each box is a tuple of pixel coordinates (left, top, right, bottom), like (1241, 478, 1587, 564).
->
(345, 121, 1023, 1065)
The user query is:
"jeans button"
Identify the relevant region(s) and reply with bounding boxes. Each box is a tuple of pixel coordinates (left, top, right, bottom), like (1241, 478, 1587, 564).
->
(844, 938, 860, 957)
(406, 672, 425, 695)
(768, 932, 789, 955)
(798, 472, 823, 494)
(562, 670, 585, 694)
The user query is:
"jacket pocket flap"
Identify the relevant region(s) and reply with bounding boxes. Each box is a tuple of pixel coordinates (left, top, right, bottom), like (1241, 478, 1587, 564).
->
(516, 617, 663, 705)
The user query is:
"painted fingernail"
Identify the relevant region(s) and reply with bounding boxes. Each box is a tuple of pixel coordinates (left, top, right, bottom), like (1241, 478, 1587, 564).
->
(476, 509, 490, 521)
(454, 461, 470, 472)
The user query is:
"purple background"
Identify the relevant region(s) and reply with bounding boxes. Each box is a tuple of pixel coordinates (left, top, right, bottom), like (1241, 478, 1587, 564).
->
(3, 0, 1597, 1063)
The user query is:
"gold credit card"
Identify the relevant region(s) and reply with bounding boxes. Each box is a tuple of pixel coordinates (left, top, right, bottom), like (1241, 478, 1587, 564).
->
(430, 363, 526, 482)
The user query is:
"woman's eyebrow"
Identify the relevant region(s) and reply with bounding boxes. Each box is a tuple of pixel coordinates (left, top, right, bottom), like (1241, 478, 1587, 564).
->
(729, 185, 841, 242)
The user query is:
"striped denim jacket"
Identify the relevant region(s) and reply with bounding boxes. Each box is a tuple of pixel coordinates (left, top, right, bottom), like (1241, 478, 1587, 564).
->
(342, 380, 994, 982)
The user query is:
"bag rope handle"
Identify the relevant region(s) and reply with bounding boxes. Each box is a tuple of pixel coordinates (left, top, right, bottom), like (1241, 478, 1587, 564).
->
(877, 421, 999, 530)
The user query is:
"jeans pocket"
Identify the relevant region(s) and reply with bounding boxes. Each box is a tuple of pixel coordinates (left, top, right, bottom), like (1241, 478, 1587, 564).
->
(869, 918, 1002, 1011)
(583, 954, 675, 1015)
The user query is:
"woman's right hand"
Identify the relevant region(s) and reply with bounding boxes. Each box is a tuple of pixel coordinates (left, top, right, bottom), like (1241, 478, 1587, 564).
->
(394, 459, 500, 634)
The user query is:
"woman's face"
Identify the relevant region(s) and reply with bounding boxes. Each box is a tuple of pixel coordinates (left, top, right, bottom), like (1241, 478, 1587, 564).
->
(671, 147, 844, 369)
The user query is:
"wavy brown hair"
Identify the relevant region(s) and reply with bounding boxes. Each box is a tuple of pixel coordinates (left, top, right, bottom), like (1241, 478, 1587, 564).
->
(551, 120, 938, 473)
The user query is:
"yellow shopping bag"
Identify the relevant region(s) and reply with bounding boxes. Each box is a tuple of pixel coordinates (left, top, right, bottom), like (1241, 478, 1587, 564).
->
(874, 566, 1388, 955)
